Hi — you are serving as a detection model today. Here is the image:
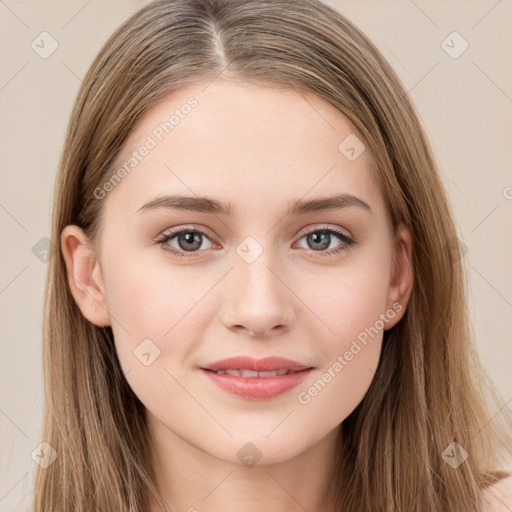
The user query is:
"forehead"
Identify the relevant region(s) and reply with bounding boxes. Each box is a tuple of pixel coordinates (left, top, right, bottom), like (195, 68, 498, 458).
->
(102, 80, 385, 221)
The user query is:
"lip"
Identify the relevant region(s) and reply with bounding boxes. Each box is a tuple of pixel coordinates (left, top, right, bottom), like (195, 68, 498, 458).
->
(200, 356, 313, 400)
(202, 356, 311, 372)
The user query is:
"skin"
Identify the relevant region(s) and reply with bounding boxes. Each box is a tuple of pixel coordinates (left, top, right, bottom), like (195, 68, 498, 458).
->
(61, 80, 414, 512)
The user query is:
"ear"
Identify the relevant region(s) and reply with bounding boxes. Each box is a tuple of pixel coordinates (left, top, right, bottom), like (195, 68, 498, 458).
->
(384, 223, 414, 330)
(60, 225, 111, 327)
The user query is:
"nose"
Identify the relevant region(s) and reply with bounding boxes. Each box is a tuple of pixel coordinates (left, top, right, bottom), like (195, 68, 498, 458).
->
(220, 254, 295, 338)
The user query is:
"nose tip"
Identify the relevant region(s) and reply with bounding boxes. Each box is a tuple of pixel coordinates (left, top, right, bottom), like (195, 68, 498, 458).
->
(221, 260, 294, 338)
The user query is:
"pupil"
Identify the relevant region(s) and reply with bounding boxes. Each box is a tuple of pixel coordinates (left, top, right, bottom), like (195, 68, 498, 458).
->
(179, 232, 201, 251)
(309, 232, 329, 250)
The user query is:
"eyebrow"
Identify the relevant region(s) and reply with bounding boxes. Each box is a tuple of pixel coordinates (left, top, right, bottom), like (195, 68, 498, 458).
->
(136, 193, 373, 216)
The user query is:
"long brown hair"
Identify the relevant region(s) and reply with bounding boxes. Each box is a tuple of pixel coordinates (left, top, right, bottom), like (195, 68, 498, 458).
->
(34, 0, 512, 510)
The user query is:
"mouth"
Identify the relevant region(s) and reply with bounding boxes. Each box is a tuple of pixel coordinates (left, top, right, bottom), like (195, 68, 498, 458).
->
(199, 356, 314, 400)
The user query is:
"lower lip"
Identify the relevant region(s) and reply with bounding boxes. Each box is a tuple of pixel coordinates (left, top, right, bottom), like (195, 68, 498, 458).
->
(201, 369, 313, 400)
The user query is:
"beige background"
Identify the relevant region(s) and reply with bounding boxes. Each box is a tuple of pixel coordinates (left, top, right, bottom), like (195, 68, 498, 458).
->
(1, 1, 511, 510)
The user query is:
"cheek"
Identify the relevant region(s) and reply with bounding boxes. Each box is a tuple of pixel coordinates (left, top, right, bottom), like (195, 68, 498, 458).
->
(298, 255, 391, 345)
(293, 259, 389, 420)
(104, 263, 205, 418)
(299, 335, 382, 434)
(102, 251, 195, 364)
(103, 251, 222, 395)
(296, 281, 386, 429)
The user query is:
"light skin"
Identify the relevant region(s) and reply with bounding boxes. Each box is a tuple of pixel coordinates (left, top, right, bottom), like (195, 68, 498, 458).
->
(61, 80, 414, 512)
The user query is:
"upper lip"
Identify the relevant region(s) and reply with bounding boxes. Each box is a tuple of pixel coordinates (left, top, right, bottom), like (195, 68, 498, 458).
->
(201, 356, 312, 372)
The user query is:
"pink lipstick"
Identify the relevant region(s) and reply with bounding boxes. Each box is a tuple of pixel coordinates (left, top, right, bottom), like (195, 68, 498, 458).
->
(200, 356, 313, 400)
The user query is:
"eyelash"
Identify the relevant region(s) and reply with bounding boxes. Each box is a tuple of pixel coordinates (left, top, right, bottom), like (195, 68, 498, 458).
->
(154, 225, 355, 259)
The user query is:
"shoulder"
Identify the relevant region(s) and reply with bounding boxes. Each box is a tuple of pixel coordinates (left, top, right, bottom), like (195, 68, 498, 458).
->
(481, 475, 512, 512)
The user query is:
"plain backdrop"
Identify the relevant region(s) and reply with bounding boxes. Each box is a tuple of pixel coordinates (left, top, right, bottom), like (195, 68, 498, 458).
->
(1, 1, 511, 510)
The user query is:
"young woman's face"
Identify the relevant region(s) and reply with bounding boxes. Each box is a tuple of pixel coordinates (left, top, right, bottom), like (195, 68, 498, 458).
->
(65, 80, 412, 467)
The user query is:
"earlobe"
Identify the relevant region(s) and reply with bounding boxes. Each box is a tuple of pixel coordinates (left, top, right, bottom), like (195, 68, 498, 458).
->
(60, 225, 111, 327)
(384, 224, 414, 330)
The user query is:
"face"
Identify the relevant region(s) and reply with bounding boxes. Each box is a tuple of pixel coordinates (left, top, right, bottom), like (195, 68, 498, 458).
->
(62, 80, 413, 467)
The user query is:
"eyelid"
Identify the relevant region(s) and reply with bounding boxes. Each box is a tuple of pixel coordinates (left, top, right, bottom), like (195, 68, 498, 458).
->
(155, 224, 216, 242)
(295, 223, 352, 240)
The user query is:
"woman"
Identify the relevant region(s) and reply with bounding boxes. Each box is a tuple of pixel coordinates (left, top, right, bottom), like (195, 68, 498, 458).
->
(34, 0, 512, 510)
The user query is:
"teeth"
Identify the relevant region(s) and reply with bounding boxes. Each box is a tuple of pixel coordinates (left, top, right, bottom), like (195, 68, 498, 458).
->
(241, 369, 259, 378)
(258, 370, 278, 377)
(212, 368, 293, 377)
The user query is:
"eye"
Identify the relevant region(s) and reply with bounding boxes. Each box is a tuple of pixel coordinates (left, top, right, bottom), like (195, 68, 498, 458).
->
(155, 226, 215, 259)
(295, 225, 355, 257)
